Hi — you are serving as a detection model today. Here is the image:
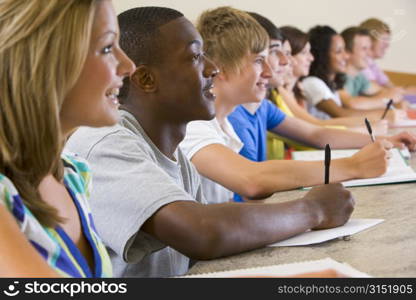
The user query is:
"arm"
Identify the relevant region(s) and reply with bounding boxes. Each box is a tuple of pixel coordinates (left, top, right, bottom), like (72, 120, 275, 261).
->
(190, 141, 389, 198)
(142, 183, 354, 260)
(271, 116, 377, 149)
(316, 99, 390, 119)
(0, 206, 60, 277)
(279, 86, 382, 128)
(274, 115, 416, 151)
(339, 88, 403, 110)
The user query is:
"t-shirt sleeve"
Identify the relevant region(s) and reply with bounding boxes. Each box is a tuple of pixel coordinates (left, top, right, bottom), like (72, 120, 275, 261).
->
(83, 130, 196, 264)
(362, 67, 376, 81)
(180, 120, 225, 160)
(359, 73, 371, 95)
(264, 99, 286, 130)
(302, 77, 336, 106)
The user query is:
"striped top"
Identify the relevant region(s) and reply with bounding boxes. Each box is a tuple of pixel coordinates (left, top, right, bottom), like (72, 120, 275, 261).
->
(0, 153, 112, 277)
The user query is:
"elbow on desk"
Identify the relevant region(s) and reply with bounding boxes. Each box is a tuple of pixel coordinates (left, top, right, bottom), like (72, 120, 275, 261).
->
(237, 176, 273, 200)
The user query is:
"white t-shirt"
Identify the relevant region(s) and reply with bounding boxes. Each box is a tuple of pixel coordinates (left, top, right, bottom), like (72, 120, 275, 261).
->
(302, 76, 342, 120)
(180, 118, 243, 204)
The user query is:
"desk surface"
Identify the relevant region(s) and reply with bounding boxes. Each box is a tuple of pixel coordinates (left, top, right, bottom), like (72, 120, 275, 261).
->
(188, 140, 416, 277)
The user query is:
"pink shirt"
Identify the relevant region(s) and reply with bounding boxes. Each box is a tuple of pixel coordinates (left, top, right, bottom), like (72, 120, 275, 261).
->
(362, 58, 390, 86)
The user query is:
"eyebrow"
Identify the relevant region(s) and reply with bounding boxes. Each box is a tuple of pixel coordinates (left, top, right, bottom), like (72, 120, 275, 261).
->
(98, 30, 117, 41)
(269, 43, 282, 49)
(188, 39, 202, 47)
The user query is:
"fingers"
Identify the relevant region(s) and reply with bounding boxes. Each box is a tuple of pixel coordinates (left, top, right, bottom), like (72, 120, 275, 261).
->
(385, 150, 393, 160)
(393, 132, 416, 151)
(378, 139, 393, 150)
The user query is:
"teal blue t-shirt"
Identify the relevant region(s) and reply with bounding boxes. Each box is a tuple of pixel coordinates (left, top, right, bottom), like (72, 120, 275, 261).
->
(344, 73, 371, 97)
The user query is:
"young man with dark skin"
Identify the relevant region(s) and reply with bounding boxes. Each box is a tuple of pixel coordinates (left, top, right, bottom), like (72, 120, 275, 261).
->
(66, 7, 354, 277)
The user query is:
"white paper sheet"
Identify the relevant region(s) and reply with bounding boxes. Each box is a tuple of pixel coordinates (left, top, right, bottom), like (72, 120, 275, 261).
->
(391, 119, 416, 128)
(292, 148, 416, 187)
(268, 218, 384, 247)
(180, 257, 371, 277)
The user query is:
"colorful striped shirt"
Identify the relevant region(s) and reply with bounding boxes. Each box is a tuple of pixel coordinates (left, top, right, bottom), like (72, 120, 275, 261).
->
(0, 153, 112, 277)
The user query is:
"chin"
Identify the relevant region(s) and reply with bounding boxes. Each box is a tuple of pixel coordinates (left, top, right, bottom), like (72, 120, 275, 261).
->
(97, 112, 120, 127)
(194, 112, 216, 122)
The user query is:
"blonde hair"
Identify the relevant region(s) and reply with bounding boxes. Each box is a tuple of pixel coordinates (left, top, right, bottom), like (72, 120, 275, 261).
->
(360, 18, 391, 40)
(196, 6, 269, 74)
(0, 0, 99, 227)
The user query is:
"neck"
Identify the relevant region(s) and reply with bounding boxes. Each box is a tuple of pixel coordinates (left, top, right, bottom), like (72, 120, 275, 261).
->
(346, 63, 359, 76)
(214, 95, 236, 124)
(122, 98, 186, 160)
(328, 71, 336, 81)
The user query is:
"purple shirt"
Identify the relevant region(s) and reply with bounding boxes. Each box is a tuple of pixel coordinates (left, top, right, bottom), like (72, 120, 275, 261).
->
(362, 58, 390, 87)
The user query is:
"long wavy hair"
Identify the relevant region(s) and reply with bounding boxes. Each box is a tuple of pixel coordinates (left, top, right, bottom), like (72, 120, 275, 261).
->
(308, 25, 346, 91)
(0, 0, 99, 227)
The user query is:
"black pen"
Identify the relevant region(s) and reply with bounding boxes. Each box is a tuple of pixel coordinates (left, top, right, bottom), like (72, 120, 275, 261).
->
(381, 99, 393, 120)
(324, 144, 331, 184)
(365, 117, 375, 143)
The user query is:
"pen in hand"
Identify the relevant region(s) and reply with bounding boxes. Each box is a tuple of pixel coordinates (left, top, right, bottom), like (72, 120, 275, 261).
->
(381, 99, 393, 120)
(365, 118, 375, 143)
(324, 144, 331, 184)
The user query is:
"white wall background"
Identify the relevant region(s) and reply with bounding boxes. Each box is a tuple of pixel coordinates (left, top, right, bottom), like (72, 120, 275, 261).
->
(114, 0, 416, 74)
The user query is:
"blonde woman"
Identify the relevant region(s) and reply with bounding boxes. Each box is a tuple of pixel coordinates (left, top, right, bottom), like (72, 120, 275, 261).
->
(0, 0, 134, 277)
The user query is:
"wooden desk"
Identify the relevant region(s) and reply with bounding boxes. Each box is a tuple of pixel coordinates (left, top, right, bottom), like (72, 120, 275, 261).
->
(188, 142, 416, 277)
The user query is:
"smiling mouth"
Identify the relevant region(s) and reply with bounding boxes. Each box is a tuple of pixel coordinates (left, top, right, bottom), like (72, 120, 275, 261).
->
(257, 82, 268, 89)
(106, 88, 120, 104)
(203, 83, 216, 100)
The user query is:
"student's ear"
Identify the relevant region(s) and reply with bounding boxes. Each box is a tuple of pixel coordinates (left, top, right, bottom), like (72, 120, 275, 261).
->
(130, 65, 157, 93)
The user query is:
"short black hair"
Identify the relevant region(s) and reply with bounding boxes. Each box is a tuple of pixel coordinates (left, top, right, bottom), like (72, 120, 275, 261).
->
(247, 12, 285, 42)
(118, 6, 184, 99)
(341, 26, 371, 52)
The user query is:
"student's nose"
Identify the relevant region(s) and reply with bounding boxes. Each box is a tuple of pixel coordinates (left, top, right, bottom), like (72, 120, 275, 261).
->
(278, 51, 289, 67)
(203, 55, 220, 78)
(117, 47, 136, 78)
(309, 52, 315, 62)
(262, 60, 273, 79)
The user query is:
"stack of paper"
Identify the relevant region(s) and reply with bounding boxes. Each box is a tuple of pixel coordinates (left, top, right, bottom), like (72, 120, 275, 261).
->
(180, 257, 370, 278)
(268, 218, 383, 246)
(292, 148, 416, 187)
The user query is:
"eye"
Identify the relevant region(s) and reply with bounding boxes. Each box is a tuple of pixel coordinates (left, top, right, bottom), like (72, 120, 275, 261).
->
(101, 44, 114, 54)
(193, 52, 204, 61)
(255, 57, 264, 64)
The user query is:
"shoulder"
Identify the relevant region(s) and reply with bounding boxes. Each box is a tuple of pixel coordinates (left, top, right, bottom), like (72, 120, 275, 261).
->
(181, 119, 221, 146)
(302, 76, 328, 88)
(0, 174, 26, 225)
(0, 174, 20, 209)
(62, 152, 92, 197)
(67, 123, 151, 161)
(186, 119, 218, 133)
(66, 124, 129, 158)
